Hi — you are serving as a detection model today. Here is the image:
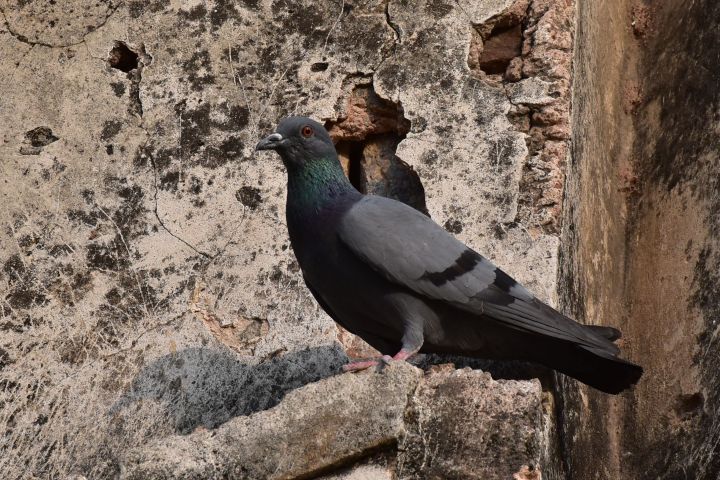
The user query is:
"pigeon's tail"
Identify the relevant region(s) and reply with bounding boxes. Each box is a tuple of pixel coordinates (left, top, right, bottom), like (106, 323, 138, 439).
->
(585, 325, 622, 341)
(544, 343, 643, 394)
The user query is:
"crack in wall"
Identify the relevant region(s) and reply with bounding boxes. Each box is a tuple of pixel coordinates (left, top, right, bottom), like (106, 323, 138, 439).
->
(144, 145, 212, 259)
(384, 0, 402, 44)
(0, 3, 120, 49)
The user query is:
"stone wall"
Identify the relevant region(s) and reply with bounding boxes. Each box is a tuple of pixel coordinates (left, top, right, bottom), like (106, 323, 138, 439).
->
(0, 0, 572, 478)
(11, 0, 718, 478)
(120, 363, 546, 480)
(560, 0, 720, 478)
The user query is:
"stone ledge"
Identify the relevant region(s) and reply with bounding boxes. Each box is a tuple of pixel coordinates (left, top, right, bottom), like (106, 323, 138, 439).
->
(120, 363, 544, 480)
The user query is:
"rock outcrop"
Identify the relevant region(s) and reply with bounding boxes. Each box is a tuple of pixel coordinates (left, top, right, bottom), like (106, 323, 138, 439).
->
(120, 363, 545, 480)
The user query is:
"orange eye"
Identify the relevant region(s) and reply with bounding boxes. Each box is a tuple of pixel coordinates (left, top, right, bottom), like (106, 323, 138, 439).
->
(301, 125, 314, 138)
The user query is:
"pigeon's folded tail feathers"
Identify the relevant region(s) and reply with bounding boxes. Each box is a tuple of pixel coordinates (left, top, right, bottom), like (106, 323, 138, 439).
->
(586, 325, 622, 341)
(548, 344, 643, 394)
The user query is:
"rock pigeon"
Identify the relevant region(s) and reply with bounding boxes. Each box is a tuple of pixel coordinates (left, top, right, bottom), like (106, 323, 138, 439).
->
(256, 116, 643, 394)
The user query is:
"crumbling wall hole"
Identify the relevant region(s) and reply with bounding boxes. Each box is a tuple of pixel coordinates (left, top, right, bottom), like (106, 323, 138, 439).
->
(108, 41, 139, 73)
(325, 83, 428, 216)
(478, 23, 523, 74)
(468, 0, 529, 80)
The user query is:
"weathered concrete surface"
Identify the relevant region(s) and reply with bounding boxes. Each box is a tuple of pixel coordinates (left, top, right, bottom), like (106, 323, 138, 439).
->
(120, 363, 545, 480)
(556, 0, 640, 476)
(374, 0, 563, 294)
(121, 362, 422, 480)
(0, 0, 570, 478)
(397, 365, 543, 479)
(559, 0, 720, 479)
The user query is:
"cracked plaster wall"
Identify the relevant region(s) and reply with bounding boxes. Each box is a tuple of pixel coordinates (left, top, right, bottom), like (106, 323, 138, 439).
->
(0, 0, 572, 478)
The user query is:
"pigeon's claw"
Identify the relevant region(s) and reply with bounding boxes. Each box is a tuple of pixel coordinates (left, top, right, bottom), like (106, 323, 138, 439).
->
(342, 359, 381, 372)
(378, 349, 418, 372)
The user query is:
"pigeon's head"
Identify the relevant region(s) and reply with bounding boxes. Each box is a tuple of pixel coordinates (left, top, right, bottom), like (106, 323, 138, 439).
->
(256, 116, 336, 167)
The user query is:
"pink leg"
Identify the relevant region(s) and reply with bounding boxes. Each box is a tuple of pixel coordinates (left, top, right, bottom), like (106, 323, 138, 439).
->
(393, 349, 417, 361)
(343, 348, 421, 373)
(342, 358, 382, 372)
(381, 348, 420, 365)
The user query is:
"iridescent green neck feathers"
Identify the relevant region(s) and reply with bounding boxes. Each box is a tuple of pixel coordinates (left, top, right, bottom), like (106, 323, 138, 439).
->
(286, 155, 356, 211)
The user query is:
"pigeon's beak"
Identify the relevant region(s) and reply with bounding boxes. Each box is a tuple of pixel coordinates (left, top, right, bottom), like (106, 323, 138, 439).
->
(256, 132, 285, 151)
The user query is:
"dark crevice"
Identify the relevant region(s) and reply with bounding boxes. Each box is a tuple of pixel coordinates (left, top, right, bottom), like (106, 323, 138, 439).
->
(107, 41, 151, 118)
(310, 62, 329, 72)
(108, 41, 138, 72)
(341, 140, 365, 192)
(674, 392, 705, 417)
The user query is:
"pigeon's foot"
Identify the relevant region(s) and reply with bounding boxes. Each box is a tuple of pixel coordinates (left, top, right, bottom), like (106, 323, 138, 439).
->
(343, 348, 420, 373)
(342, 359, 381, 372)
(378, 349, 419, 367)
(392, 349, 417, 361)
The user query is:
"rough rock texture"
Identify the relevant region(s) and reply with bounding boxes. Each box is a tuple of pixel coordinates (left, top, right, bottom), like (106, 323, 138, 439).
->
(559, 0, 720, 479)
(120, 363, 545, 480)
(397, 365, 543, 479)
(0, 0, 570, 478)
(467, 0, 574, 235)
(121, 362, 421, 479)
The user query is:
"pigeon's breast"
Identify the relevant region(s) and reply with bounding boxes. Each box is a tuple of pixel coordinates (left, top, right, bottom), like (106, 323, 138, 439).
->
(285, 193, 425, 349)
(298, 230, 409, 346)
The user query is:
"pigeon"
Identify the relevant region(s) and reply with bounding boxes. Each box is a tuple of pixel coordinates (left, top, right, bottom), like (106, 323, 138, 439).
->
(256, 116, 643, 394)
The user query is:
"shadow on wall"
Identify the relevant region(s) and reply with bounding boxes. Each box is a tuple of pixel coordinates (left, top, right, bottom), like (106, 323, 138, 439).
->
(110, 344, 348, 434)
(109, 343, 550, 440)
(419, 354, 552, 386)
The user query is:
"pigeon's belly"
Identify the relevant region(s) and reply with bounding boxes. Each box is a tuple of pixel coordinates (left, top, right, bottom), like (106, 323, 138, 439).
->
(298, 241, 416, 351)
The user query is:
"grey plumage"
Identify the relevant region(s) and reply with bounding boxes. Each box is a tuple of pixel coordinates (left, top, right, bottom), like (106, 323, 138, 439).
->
(257, 116, 642, 394)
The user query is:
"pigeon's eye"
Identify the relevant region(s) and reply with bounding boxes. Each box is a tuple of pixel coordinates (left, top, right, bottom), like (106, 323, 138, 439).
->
(301, 125, 314, 138)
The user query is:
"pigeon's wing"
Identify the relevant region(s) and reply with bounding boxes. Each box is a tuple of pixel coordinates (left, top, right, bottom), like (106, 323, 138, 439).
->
(338, 195, 618, 353)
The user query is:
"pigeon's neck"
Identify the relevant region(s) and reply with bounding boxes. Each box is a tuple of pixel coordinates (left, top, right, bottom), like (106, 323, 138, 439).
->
(286, 156, 357, 212)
